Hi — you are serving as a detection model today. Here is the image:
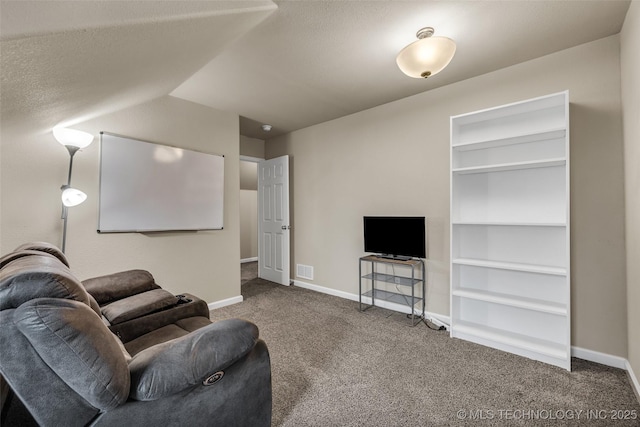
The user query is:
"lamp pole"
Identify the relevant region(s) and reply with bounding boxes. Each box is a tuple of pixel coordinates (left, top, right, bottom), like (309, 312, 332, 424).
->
(53, 127, 93, 253)
(61, 145, 80, 253)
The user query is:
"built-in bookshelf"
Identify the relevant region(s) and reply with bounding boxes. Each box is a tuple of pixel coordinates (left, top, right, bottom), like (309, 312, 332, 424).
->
(450, 91, 571, 370)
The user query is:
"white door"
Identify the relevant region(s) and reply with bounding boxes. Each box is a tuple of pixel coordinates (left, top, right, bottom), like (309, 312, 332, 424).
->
(258, 155, 290, 285)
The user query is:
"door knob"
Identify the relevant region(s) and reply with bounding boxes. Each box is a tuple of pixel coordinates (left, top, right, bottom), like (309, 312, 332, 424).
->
(281, 225, 291, 230)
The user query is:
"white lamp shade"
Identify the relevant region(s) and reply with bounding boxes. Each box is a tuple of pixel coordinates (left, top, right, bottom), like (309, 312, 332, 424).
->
(53, 127, 94, 149)
(396, 36, 456, 79)
(61, 187, 87, 207)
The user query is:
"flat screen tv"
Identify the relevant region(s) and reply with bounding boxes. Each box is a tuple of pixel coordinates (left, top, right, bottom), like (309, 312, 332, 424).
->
(363, 216, 426, 260)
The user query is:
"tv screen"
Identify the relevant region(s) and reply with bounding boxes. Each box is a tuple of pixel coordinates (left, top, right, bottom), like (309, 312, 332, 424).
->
(363, 216, 426, 260)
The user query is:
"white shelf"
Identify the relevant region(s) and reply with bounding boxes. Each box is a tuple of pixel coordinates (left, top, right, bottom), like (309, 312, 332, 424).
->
(452, 161, 566, 225)
(452, 224, 566, 269)
(452, 258, 566, 276)
(452, 263, 567, 305)
(452, 289, 567, 316)
(451, 92, 567, 125)
(452, 158, 565, 175)
(452, 221, 566, 227)
(452, 128, 566, 152)
(450, 91, 569, 369)
(451, 321, 568, 361)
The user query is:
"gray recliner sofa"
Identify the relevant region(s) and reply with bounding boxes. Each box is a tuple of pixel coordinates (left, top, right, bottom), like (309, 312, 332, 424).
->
(0, 242, 271, 426)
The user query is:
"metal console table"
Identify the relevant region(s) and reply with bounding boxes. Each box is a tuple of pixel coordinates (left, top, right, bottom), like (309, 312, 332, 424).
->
(359, 255, 426, 326)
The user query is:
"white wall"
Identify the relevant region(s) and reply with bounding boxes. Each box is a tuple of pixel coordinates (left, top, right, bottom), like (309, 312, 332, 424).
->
(267, 35, 628, 357)
(621, 0, 640, 391)
(240, 160, 258, 260)
(240, 134, 265, 159)
(240, 190, 258, 260)
(1, 95, 242, 303)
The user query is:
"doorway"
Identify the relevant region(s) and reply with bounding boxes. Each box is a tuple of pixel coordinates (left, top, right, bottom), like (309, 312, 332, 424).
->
(239, 157, 260, 264)
(240, 155, 291, 286)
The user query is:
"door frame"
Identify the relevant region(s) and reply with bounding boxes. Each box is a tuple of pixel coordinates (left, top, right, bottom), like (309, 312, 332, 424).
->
(240, 155, 291, 286)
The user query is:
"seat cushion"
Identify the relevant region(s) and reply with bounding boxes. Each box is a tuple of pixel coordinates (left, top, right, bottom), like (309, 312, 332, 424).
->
(175, 316, 214, 332)
(101, 289, 177, 325)
(124, 316, 212, 356)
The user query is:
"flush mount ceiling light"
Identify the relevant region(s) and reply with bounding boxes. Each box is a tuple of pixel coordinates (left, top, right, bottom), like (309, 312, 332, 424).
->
(261, 124, 272, 132)
(396, 27, 456, 79)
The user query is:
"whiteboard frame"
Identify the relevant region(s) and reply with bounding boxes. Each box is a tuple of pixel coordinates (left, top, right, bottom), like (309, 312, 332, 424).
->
(97, 132, 225, 233)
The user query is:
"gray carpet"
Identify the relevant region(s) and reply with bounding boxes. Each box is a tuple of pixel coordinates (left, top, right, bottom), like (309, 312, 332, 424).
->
(210, 262, 640, 426)
(4, 263, 638, 426)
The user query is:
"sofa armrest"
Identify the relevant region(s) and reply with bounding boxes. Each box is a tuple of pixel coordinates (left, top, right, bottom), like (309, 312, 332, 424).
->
(108, 293, 209, 343)
(101, 289, 178, 325)
(82, 270, 160, 305)
(90, 339, 272, 427)
(128, 319, 259, 401)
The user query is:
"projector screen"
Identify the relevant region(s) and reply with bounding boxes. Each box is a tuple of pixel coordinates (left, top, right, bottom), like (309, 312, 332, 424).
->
(98, 133, 224, 233)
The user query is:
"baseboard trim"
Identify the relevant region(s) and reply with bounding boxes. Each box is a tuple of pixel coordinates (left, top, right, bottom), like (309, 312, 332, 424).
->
(571, 346, 627, 369)
(208, 295, 243, 310)
(292, 279, 450, 329)
(625, 360, 640, 402)
(293, 279, 359, 301)
(241, 257, 258, 263)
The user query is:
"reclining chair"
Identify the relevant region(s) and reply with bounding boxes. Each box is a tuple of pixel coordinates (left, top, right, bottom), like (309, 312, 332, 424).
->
(0, 242, 271, 426)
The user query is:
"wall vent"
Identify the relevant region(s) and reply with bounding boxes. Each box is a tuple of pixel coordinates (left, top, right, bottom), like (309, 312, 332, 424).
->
(296, 264, 314, 280)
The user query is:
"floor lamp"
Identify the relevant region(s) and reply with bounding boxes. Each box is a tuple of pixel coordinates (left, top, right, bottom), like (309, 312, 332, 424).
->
(53, 127, 94, 253)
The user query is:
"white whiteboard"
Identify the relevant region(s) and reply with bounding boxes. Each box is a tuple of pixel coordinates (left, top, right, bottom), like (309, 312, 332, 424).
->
(98, 133, 224, 232)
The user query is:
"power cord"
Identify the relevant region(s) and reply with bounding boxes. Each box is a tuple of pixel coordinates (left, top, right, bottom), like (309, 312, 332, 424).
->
(388, 264, 444, 330)
(391, 263, 421, 309)
(406, 313, 446, 330)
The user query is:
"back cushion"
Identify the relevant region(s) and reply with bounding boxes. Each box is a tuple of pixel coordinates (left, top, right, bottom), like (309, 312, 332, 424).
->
(0, 249, 46, 270)
(15, 298, 130, 410)
(83, 270, 158, 304)
(0, 253, 91, 310)
(13, 241, 70, 267)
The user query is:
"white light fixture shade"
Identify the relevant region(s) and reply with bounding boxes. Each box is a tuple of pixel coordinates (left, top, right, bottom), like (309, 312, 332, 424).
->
(396, 28, 456, 79)
(53, 127, 94, 149)
(61, 187, 87, 207)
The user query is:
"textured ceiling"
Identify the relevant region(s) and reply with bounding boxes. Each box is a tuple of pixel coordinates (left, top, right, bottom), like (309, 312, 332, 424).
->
(173, 0, 631, 139)
(0, 0, 631, 140)
(0, 0, 276, 133)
